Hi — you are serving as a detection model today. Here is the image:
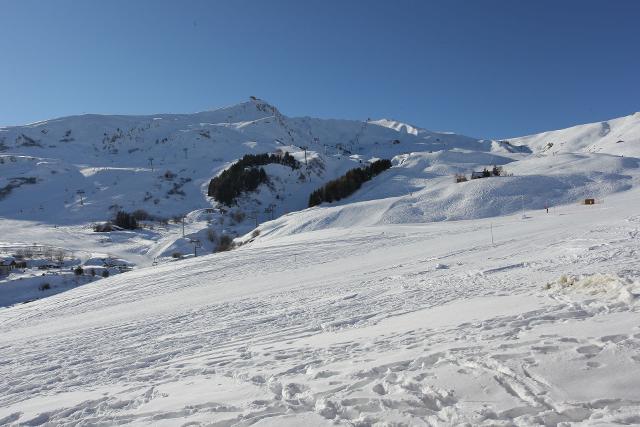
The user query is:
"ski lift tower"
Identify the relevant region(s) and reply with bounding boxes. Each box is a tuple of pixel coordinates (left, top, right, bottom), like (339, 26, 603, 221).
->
(189, 238, 202, 257)
(249, 209, 259, 228)
(76, 190, 85, 206)
(265, 203, 276, 220)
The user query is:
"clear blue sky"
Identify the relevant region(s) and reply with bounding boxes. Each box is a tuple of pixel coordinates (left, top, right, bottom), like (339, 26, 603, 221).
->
(2, 0, 639, 138)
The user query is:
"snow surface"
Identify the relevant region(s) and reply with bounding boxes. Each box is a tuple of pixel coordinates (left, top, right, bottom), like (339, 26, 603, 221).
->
(1, 184, 640, 425)
(1, 100, 640, 425)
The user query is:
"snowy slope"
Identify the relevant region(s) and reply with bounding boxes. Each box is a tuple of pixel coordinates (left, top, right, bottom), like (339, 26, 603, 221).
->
(2, 100, 638, 232)
(0, 97, 495, 228)
(0, 97, 497, 303)
(254, 150, 639, 238)
(1, 186, 639, 425)
(246, 112, 640, 239)
(505, 111, 640, 156)
(2, 100, 640, 299)
(2, 100, 640, 424)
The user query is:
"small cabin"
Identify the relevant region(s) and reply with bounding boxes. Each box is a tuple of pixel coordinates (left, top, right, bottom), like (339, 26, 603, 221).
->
(0, 256, 16, 275)
(471, 166, 502, 180)
(584, 198, 595, 205)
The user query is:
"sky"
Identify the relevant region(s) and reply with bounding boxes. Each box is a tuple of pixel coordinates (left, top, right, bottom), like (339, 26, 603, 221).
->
(1, 0, 639, 139)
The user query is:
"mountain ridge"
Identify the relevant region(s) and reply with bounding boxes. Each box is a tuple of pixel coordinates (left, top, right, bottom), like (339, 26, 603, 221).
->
(1, 98, 639, 266)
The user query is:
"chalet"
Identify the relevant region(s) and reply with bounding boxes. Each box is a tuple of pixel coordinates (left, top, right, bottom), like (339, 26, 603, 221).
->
(471, 166, 503, 180)
(584, 198, 596, 205)
(0, 256, 16, 275)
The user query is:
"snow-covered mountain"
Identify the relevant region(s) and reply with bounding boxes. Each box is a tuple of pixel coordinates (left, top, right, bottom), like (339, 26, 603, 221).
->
(506, 112, 640, 156)
(2, 98, 638, 229)
(0, 98, 489, 225)
(2, 100, 640, 425)
(1, 99, 639, 263)
(0, 97, 509, 302)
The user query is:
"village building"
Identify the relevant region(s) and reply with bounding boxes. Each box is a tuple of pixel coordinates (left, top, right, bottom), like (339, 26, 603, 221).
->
(0, 256, 16, 275)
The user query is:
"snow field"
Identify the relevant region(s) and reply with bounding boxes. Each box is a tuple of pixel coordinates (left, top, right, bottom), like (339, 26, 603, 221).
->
(1, 188, 639, 425)
(2, 99, 640, 424)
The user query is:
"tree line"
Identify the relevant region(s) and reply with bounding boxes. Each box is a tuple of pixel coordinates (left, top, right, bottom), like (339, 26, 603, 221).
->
(208, 152, 300, 206)
(308, 159, 392, 207)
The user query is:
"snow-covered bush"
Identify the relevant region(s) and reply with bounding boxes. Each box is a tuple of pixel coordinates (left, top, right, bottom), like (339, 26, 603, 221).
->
(217, 235, 234, 252)
(93, 222, 114, 232)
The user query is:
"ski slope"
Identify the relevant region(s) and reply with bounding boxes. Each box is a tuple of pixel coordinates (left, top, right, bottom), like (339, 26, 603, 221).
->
(1, 186, 639, 425)
(507, 112, 640, 157)
(1, 100, 640, 424)
(255, 150, 639, 239)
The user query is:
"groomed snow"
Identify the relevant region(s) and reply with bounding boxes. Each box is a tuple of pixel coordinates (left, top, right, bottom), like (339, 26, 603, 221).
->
(1, 187, 639, 425)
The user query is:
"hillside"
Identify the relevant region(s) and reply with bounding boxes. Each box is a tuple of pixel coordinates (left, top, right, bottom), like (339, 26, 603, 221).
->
(3, 101, 638, 231)
(1, 185, 639, 425)
(252, 110, 640, 239)
(1, 101, 640, 302)
(2, 101, 640, 424)
(506, 112, 640, 156)
(0, 98, 495, 266)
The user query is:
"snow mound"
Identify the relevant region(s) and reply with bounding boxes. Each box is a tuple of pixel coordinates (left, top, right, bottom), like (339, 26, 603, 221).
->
(547, 273, 639, 304)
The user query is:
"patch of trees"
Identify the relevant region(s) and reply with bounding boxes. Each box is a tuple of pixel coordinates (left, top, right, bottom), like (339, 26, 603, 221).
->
(308, 159, 392, 207)
(114, 211, 139, 229)
(207, 152, 300, 206)
(17, 133, 42, 147)
(94, 210, 146, 232)
(0, 177, 38, 200)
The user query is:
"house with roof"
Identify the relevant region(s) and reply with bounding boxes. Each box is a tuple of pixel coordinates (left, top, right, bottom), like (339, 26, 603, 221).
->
(0, 256, 16, 275)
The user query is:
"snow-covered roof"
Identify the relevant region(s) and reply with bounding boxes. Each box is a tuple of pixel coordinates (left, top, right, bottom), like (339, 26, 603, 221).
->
(0, 256, 16, 266)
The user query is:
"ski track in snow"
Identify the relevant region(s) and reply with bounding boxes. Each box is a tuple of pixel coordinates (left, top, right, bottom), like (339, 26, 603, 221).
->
(1, 192, 640, 426)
